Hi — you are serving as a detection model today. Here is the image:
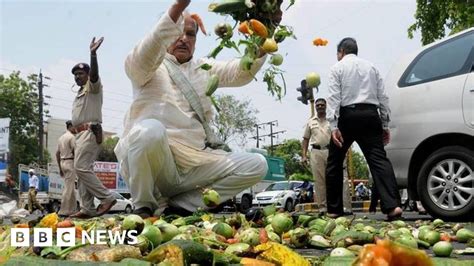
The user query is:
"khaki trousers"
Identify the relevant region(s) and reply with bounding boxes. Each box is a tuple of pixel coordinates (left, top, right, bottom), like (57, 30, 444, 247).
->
(58, 160, 77, 216)
(75, 130, 114, 216)
(28, 188, 44, 213)
(116, 119, 268, 213)
(310, 149, 352, 212)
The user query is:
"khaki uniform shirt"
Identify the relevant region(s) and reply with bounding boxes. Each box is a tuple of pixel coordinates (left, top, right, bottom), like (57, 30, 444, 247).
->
(303, 116, 331, 147)
(71, 79, 103, 127)
(57, 130, 75, 159)
(115, 13, 265, 174)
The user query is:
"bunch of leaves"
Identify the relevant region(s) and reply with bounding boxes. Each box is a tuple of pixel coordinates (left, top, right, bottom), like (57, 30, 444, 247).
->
(206, 0, 296, 101)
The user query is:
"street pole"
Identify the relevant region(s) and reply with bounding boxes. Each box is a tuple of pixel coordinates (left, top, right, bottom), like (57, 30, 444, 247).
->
(255, 124, 260, 148)
(38, 71, 44, 163)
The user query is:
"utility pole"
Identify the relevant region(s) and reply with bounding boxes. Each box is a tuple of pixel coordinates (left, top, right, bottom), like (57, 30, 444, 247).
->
(251, 121, 285, 154)
(38, 71, 44, 163)
(251, 122, 266, 148)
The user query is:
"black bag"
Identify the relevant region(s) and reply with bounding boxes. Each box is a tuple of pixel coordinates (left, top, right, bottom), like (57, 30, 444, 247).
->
(90, 124, 103, 144)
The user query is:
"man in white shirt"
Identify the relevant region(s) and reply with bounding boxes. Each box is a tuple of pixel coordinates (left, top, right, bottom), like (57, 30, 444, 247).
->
(326, 37, 402, 220)
(115, 0, 268, 218)
(28, 169, 45, 214)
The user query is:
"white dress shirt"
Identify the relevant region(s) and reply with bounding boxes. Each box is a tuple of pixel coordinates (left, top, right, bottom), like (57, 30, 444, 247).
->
(29, 174, 39, 190)
(326, 54, 391, 130)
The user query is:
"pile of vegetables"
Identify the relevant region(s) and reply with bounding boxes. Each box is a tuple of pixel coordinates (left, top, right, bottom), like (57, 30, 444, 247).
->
(1, 206, 474, 265)
(205, 0, 297, 101)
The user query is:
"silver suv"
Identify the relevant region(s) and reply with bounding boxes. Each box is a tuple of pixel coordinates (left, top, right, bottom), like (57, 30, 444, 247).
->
(385, 27, 474, 220)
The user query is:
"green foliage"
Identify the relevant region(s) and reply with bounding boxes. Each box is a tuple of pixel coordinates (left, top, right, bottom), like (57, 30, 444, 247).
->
(351, 149, 369, 179)
(0, 71, 47, 179)
(266, 139, 311, 177)
(408, 0, 474, 45)
(289, 172, 313, 182)
(211, 95, 258, 147)
(97, 136, 119, 162)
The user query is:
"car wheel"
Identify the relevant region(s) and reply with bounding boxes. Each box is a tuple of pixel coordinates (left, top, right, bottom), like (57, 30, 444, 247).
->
(50, 201, 60, 213)
(125, 205, 132, 214)
(239, 195, 252, 213)
(285, 199, 293, 212)
(417, 146, 474, 221)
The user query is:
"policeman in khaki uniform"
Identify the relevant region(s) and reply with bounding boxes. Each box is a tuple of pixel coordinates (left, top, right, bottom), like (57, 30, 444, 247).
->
(56, 120, 77, 217)
(302, 98, 352, 214)
(69, 37, 116, 218)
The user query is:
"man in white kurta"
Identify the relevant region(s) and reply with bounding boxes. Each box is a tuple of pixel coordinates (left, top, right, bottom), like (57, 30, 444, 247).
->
(115, 1, 268, 217)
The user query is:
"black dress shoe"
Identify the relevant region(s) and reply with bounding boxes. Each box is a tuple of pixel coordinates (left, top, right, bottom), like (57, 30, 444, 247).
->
(133, 207, 153, 219)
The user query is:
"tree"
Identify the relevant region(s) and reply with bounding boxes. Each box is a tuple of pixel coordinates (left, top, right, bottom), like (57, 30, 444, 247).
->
(408, 0, 474, 45)
(266, 139, 311, 178)
(0, 72, 47, 179)
(211, 95, 258, 147)
(97, 136, 119, 162)
(350, 149, 369, 180)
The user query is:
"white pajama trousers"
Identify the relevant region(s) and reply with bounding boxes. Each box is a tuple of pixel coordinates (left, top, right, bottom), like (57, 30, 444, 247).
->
(118, 119, 268, 213)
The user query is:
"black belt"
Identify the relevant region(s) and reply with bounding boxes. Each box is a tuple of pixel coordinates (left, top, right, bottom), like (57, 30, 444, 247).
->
(342, 103, 377, 110)
(61, 158, 74, 160)
(312, 144, 328, 150)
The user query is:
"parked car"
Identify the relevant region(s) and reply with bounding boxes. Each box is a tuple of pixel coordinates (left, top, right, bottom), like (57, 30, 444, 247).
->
(93, 192, 134, 214)
(252, 181, 303, 211)
(384, 27, 474, 220)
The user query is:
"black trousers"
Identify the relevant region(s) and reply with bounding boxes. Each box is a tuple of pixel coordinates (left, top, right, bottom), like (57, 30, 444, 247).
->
(326, 105, 400, 214)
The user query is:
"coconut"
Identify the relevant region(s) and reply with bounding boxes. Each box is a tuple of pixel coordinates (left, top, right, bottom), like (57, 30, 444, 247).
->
(212, 222, 234, 239)
(290, 227, 308, 248)
(225, 243, 251, 256)
(239, 228, 260, 246)
(456, 228, 474, 243)
(396, 235, 418, 249)
(122, 214, 145, 234)
(157, 223, 180, 243)
(330, 247, 355, 257)
(133, 235, 150, 253)
(268, 231, 281, 243)
(433, 241, 453, 257)
(203, 188, 220, 207)
(140, 225, 162, 249)
(271, 213, 293, 235)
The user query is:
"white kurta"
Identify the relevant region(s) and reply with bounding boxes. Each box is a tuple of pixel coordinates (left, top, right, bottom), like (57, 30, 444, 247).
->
(115, 12, 268, 212)
(115, 13, 265, 174)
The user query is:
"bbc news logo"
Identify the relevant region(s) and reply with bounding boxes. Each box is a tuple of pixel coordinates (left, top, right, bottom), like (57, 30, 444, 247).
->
(10, 228, 138, 247)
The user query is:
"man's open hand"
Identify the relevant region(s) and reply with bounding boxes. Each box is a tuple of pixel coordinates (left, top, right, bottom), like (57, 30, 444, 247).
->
(90, 37, 104, 54)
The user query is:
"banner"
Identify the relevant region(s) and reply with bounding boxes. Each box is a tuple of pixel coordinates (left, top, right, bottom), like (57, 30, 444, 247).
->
(94, 161, 118, 189)
(0, 118, 10, 182)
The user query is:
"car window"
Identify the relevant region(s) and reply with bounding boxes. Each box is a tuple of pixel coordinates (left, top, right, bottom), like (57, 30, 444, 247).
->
(113, 192, 123, 200)
(265, 182, 289, 191)
(402, 32, 474, 86)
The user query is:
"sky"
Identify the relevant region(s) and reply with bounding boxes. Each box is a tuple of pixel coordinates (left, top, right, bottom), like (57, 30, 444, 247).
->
(0, 0, 422, 151)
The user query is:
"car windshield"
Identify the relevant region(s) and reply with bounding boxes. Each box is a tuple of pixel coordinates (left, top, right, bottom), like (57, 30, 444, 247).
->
(265, 182, 290, 191)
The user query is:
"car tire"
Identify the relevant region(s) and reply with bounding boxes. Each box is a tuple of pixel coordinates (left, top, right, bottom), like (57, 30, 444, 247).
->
(125, 205, 132, 214)
(417, 146, 474, 221)
(50, 201, 60, 213)
(285, 199, 293, 212)
(239, 195, 252, 213)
